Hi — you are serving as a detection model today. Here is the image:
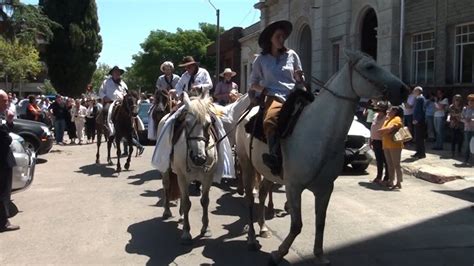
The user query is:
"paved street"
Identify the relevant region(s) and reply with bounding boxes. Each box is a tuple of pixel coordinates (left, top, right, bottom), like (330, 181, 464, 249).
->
(1, 142, 473, 265)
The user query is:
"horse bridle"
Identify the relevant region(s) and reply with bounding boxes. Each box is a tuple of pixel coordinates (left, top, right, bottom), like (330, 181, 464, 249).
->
(184, 112, 216, 172)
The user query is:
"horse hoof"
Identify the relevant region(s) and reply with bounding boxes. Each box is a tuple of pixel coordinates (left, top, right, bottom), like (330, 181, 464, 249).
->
(162, 210, 172, 220)
(108, 161, 113, 166)
(266, 210, 275, 219)
(200, 229, 212, 238)
(268, 251, 282, 266)
(284, 201, 290, 213)
(314, 254, 331, 265)
(95, 159, 100, 165)
(116, 167, 121, 173)
(247, 241, 261, 251)
(124, 163, 130, 170)
(180, 234, 192, 245)
(260, 230, 272, 238)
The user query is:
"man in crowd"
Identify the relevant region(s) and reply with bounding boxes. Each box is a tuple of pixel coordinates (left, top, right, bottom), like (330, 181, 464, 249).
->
(49, 94, 68, 145)
(412, 86, 426, 159)
(0, 89, 20, 232)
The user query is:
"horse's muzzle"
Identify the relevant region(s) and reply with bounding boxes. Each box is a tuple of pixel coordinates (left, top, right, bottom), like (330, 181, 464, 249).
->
(190, 152, 207, 166)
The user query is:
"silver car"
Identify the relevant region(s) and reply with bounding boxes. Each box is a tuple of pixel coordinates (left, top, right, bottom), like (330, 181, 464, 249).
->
(10, 132, 36, 193)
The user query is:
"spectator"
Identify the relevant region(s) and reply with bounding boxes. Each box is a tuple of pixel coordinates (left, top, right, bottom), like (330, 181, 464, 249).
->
(49, 95, 68, 145)
(0, 89, 20, 232)
(7, 93, 17, 119)
(424, 92, 436, 142)
(433, 89, 448, 150)
(363, 99, 376, 129)
(378, 106, 404, 190)
(412, 86, 426, 159)
(461, 94, 474, 164)
(85, 99, 98, 144)
(447, 95, 464, 158)
(65, 98, 77, 144)
(403, 87, 416, 138)
(70, 99, 87, 145)
(214, 68, 239, 105)
(370, 101, 389, 184)
(25, 95, 41, 122)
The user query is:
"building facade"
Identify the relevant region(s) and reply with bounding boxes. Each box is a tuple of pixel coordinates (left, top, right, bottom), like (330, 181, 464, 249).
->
(239, 0, 474, 96)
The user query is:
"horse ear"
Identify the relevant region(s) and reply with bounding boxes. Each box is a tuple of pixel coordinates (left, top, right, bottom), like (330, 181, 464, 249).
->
(343, 49, 360, 62)
(183, 92, 191, 109)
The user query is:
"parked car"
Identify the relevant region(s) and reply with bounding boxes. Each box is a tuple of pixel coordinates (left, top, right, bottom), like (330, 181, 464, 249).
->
(3, 118, 54, 155)
(344, 117, 374, 171)
(10, 133, 36, 193)
(137, 102, 152, 145)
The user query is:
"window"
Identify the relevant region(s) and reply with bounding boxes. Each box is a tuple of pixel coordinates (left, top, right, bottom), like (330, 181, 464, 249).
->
(411, 31, 434, 84)
(332, 43, 340, 74)
(455, 23, 474, 83)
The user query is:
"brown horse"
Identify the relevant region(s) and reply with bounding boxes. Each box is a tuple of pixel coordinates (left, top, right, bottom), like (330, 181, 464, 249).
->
(95, 92, 139, 172)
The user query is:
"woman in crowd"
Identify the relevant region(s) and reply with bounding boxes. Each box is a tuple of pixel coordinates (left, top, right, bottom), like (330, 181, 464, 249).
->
(433, 89, 449, 150)
(370, 101, 389, 184)
(25, 95, 41, 122)
(363, 99, 376, 129)
(65, 98, 77, 144)
(424, 92, 436, 142)
(461, 94, 474, 164)
(70, 99, 87, 145)
(447, 94, 464, 157)
(85, 98, 98, 144)
(378, 106, 404, 190)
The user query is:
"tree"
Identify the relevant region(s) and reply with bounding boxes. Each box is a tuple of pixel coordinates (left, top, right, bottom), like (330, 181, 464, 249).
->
(40, 0, 102, 97)
(125, 24, 224, 92)
(42, 79, 57, 95)
(91, 63, 110, 93)
(0, 37, 42, 88)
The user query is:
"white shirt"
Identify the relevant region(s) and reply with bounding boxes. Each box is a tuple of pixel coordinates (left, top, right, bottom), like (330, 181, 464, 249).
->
(175, 67, 213, 97)
(156, 74, 180, 91)
(8, 102, 17, 118)
(99, 78, 128, 101)
(434, 97, 449, 117)
(70, 105, 87, 123)
(404, 94, 416, 115)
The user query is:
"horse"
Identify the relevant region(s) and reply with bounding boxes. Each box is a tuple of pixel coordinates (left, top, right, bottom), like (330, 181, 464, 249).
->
(95, 92, 139, 172)
(151, 89, 173, 127)
(235, 50, 408, 264)
(165, 92, 218, 244)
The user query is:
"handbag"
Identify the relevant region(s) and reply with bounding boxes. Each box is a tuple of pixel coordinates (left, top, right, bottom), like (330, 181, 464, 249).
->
(392, 126, 412, 143)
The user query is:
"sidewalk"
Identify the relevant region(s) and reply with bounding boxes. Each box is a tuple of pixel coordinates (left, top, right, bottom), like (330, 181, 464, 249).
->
(400, 142, 473, 184)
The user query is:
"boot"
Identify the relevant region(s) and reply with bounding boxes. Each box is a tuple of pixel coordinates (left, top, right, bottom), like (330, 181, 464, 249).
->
(262, 133, 282, 176)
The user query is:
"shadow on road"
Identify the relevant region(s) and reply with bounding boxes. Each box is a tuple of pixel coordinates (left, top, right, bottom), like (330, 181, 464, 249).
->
(36, 158, 48, 164)
(128, 170, 161, 185)
(358, 181, 389, 191)
(292, 207, 474, 266)
(76, 163, 117, 178)
(433, 187, 474, 203)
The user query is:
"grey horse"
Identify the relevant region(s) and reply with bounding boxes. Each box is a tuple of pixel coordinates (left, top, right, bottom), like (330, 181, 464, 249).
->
(235, 50, 409, 264)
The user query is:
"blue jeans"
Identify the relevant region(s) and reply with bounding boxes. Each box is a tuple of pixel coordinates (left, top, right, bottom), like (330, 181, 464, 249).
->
(54, 119, 66, 143)
(465, 131, 473, 162)
(433, 116, 445, 149)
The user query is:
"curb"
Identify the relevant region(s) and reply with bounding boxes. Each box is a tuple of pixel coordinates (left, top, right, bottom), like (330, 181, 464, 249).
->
(401, 165, 463, 184)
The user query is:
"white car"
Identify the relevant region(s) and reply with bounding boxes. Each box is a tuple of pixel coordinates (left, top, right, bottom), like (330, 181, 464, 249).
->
(344, 117, 374, 171)
(10, 132, 36, 193)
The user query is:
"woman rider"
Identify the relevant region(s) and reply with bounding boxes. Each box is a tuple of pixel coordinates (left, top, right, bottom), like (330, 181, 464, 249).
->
(249, 20, 305, 175)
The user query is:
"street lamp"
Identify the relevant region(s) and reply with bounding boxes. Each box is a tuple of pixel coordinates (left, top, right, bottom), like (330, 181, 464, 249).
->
(207, 0, 220, 84)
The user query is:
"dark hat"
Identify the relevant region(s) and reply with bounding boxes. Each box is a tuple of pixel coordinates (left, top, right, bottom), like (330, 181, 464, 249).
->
(258, 20, 293, 48)
(373, 101, 389, 112)
(178, 56, 199, 67)
(109, 66, 125, 75)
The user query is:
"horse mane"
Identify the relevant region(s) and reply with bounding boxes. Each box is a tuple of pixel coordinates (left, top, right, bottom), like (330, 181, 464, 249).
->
(127, 90, 139, 100)
(187, 97, 210, 124)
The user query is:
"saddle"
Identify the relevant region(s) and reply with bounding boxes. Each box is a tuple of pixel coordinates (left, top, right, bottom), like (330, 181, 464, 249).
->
(244, 89, 315, 142)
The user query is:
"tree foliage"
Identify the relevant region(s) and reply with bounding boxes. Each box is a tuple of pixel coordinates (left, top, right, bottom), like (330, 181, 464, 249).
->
(0, 37, 42, 85)
(91, 63, 110, 93)
(40, 0, 102, 97)
(125, 24, 224, 92)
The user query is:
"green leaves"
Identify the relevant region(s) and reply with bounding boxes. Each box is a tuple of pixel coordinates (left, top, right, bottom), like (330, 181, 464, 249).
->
(0, 37, 42, 84)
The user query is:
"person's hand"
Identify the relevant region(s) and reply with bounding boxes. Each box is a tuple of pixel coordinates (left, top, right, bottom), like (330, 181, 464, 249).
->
(6, 110, 14, 124)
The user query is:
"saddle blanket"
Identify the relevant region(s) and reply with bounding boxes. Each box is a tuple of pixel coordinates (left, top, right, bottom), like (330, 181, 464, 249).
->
(151, 105, 235, 183)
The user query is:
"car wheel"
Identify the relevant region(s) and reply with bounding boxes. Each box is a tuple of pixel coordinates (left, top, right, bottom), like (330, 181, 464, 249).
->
(23, 137, 39, 153)
(351, 163, 369, 171)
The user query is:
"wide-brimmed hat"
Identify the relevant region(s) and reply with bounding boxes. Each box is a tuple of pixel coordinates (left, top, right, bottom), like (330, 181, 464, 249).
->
(178, 56, 199, 67)
(258, 20, 293, 48)
(220, 68, 236, 77)
(373, 101, 389, 112)
(109, 66, 125, 75)
(160, 61, 175, 72)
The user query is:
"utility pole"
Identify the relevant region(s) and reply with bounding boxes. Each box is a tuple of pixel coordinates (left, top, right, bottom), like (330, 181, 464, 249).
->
(208, 0, 220, 84)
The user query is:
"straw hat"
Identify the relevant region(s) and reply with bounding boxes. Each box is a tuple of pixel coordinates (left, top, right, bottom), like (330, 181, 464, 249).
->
(220, 68, 236, 77)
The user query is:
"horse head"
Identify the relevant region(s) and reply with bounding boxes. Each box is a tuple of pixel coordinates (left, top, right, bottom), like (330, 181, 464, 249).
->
(345, 49, 409, 105)
(183, 92, 214, 167)
(123, 91, 139, 117)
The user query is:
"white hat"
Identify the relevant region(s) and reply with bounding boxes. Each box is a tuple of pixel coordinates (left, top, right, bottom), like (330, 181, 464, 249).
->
(413, 86, 423, 93)
(220, 68, 236, 77)
(160, 61, 175, 72)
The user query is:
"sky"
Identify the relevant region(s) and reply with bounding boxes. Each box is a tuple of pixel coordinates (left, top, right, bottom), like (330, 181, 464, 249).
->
(21, 0, 261, 68)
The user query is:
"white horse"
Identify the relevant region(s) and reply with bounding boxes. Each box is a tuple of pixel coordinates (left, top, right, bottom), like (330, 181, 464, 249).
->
(168, 93, 218, 244)
(235, 50, 408, 264)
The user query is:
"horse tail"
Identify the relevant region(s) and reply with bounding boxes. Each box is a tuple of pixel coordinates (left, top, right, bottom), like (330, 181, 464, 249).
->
(168, 171, 181, 201)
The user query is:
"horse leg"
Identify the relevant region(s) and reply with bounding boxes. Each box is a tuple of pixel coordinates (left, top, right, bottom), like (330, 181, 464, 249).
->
(270, 185, 304, 265)
(96, 129, 101, 164)
(178, 175, 192, 245)
(243, 166, 260, 251)
(115, 137, 121, 172)
(267, 183, 275, 219)
(312, 183, 334, 265)
(258, 179, 272, 238)
(107, 136, 114, 165)
(162, 170, 172, 219)
(124, 136, 133, 170)
(199, 181, 212, 237)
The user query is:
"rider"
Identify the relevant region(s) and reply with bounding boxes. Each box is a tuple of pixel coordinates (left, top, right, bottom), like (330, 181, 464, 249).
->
(175, 56, 213, 98)
(214, 68, 239, 105)
(99, 65, 128, 135)
(249, 20, 305, 175)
